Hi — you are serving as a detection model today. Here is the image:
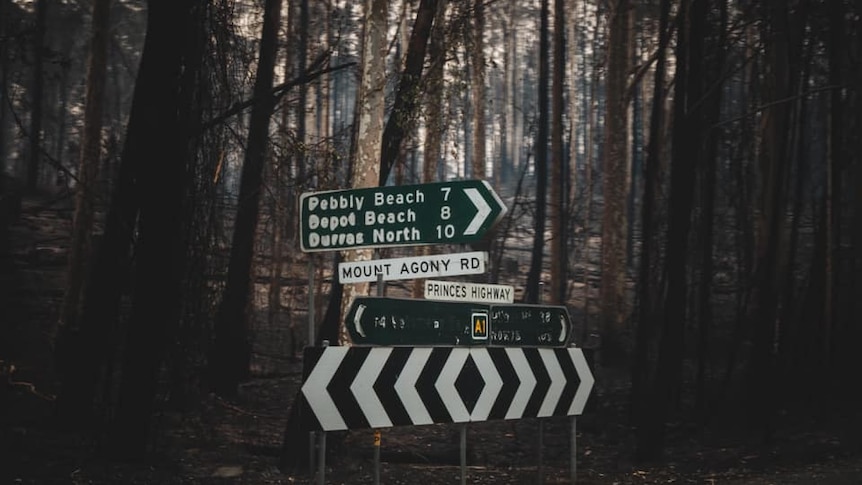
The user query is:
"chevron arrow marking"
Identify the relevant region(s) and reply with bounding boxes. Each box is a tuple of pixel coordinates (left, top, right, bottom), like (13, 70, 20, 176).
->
(301, 346, 349, 431)
(463, 187, 491, 236)
(538, 348, 565, 417)
(504, 348, 536, 420)
(374, 347, 412, 426)
(568, 347, 595, 415)
(486, 348, 519, 420)
(300, 345, 594, 431)
(351, 347, 393, 428)
(552, 348, 579, 416)
(395, 348, 434, 426)
(436, 349, 471, 423)
(469, 348, 503, 422)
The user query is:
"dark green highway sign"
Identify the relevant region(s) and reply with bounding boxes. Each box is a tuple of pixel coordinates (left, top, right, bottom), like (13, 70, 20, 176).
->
(345, 297, 572, 347)
(299, 180, 507, 252)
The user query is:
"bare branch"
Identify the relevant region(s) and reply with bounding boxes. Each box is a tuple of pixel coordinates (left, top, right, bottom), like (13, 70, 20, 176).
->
(203, 54, 355, 130)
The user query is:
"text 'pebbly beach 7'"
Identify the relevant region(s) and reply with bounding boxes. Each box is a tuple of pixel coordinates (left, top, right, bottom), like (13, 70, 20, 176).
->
(299, 180, 507, 252)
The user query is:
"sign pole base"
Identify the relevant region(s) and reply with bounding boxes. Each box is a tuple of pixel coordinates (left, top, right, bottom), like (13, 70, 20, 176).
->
(460, 424, 467, 485)
(537, 419, 544, 484)
(317, 431, 326, 485)
(570, 416, 577, 484)
(374, 429, 381, 485)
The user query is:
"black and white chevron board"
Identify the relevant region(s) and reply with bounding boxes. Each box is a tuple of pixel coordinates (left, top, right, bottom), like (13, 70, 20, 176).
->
(299, 346, 594, 432)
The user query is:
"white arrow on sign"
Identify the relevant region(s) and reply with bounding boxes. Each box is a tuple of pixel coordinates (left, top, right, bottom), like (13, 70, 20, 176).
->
(353, 304, 367, 337)
(464, 187, 492, 236)
(299, 346, 595, 432)
(436, 349, 471, 423)
(469, 348, 503, 422)
(505, 348, 537, 420)
(538, 349, 565, 418)
(301, 346, 349, 431)
(558, 313, 568, 343)
(395, 348, 434, 426)
(350, 348, 393, 428)
(568, 347, 595, 415)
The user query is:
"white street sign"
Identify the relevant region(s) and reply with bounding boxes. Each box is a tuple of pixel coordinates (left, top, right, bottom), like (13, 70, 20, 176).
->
(338, 251, 487, 284)
(424, 280, 515, 304)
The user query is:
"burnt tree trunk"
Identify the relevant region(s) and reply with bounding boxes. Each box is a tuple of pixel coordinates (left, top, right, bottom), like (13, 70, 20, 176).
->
(649, 0, 706, 458)
(524, 0, 549, 304)
(378, 0, 439, 185)
(470, 0, 485, 182)
(285, 0, 439, 470)
(695, 0, 727, 415)
(25, 0, 47, 192)
(598, 0, 630, 359)
(55, 0, 113, 426)
(748, 0, 796, 442)
(549, 0, 566, 305)
(210, 0, 283, 397)
(60, 0, 111, 340)
(824, 0, 846, 386)
(632, 0, 670, 461)
(850, 3, 862, 400)
(108, 0, 199, 457)
(412, 0, 447, 299)
(331, 0, 438, 344)
(335, 0, 388, 345)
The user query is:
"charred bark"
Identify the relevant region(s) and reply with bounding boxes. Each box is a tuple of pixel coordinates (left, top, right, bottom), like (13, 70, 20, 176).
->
(598, 0, 631, 361)
(210, 0, 283, 397)
(632, 0, 670, 461)
(107, 0, 200, 457)
(524, 0, 550, 305)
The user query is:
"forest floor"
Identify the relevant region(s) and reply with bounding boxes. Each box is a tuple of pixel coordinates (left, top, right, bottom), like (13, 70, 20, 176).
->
(2, 194, 862, 484)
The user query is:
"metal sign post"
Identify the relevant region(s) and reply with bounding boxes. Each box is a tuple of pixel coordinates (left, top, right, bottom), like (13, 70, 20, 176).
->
(374, 429, 381, 485)
(316, 340, 328, 485)
(307, 257, 315, 479)
(571, 414, 577, 484)
(317, 430, 326, 485)
(460, 424, 467, 485)
(537, 282, 544, 484)
(375, 272, 383, 485)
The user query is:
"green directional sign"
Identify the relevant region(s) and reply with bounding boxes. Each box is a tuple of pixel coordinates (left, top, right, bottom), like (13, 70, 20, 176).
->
(489, 304, 573, 346)
(299, 180, 507, 252)
(345, 297, 572, 347)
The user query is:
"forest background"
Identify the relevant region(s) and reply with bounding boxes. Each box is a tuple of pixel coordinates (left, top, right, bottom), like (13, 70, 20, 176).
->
(0, 0, 861, 481)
